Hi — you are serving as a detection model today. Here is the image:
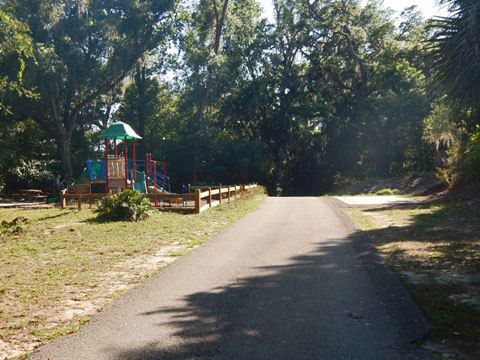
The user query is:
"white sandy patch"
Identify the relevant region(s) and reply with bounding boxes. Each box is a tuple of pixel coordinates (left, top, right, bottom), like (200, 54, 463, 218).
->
(335, 195, 419, 205)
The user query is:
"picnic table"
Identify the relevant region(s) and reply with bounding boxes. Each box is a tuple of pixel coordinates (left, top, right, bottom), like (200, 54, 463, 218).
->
(12, 189, 48, 202)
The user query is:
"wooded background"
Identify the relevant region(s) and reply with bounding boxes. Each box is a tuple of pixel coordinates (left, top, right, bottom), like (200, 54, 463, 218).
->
(1, 0, 479, 195)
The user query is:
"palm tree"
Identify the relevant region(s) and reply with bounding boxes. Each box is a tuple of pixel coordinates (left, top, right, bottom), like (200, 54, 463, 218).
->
(429, 0, 480, 105)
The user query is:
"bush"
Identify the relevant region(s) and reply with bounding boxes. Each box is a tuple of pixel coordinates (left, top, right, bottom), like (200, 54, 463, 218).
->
(0, 216, 29, 238)
(95, 190, 153, 222)
(375, 188, 400, 195)
(464, 131, 480, 180)
(5, 159, 54, 192)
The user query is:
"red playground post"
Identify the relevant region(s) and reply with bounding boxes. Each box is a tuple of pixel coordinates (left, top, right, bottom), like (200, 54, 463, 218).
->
(149, 153, 152, 181)
(124, 137, 129, 189)
(104, 139, 109, 193)
(153, 160, 157, 207)
(153, 161, 157, 189)
(132, 139, 137, 182)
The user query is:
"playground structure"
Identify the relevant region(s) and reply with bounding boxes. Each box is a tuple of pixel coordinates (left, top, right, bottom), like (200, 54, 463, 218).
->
(62, 121, 258, 213)
(67, 122, 170, 196)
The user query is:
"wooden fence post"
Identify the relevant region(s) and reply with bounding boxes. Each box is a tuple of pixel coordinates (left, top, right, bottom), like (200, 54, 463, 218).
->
(218, 187, 222, 204)
(77, 195, 82, 210)
(208, 188, 212, 208)
(60, 190, 66, 209)
(227, 186, 231, 203)
(195, 189, 201, 214)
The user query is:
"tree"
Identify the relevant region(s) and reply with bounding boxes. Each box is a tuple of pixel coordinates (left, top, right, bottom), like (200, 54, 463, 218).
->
(178, 0, 263, 182)
(0, 8, 35, 114)
(8, 0, 175, 179)
(429, 0, 480, 109)
(423, 99, 463, 168)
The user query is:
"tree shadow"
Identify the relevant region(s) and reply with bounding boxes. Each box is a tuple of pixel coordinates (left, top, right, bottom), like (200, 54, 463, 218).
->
(348, 199, 480, 350)
(37, 211, 71, 221)
(361, 200, 480, 270)
(108, 230, 433, 360)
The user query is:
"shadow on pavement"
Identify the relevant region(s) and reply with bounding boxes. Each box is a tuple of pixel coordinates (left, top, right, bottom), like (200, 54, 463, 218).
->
(112, 229, 433, 360)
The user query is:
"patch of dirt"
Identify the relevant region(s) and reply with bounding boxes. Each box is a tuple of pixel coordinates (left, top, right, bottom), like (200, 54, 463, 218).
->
(0, 334, 40, 360)
(400, 271, 431, 286)
(43, 221, 83, 235)
(333, 173, 442, 196)
(449, 289, 480, 307)
(423, 342, 476, 360)
(368, 211, 413, 229)
(0, 242, 194, 360)
(400, 270, 480, 307)
(436, 273, 480, 286)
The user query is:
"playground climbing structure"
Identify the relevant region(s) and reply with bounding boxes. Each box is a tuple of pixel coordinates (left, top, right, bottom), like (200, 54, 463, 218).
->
(67, 122, 170, 196)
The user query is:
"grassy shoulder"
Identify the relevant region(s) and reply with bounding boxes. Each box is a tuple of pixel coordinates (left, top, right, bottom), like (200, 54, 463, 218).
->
(0, 188, 266, 359)
(329, 173, 442, 196)
(344, 199, 480, 359)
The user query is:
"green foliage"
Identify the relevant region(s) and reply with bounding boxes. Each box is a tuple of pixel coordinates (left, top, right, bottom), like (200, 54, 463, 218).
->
(0, 9, 36, 114)
(3, 0, 478, 196)
(429, 0, 480, 109)
(2, 0, 175, 179)
(435, 167, 454, 186)
(5, 159, 54, 191)
(423, 100, 460, 150)
(0, 216, 28, 237)
(95, 190, 154, 222)
(375, 188, 400, 196)
(0, 119, 58, 193)
(464, 131, 480, 180)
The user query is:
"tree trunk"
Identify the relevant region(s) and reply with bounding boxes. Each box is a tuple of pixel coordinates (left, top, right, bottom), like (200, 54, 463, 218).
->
(433, 143, 448, 169)
(373, 138, 389, 177)
(135, 62, 147, 156)
(192, 151, 199, 184)
(191, 0, 229, 183)
(192, 92, 207, 183)
(58, 133, 73, 182)
(50, 97, 75, 182)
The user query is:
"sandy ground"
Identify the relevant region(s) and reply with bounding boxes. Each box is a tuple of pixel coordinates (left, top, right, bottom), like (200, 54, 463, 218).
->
(334, 195, 419, 206)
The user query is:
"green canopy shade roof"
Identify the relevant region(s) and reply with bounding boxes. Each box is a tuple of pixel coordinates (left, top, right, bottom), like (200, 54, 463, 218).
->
(99, 122, 142, 140)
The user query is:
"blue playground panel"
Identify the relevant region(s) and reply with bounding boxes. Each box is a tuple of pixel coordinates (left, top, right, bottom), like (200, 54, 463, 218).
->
(84, 159, 170, 192)
(86, 160, 106, 180)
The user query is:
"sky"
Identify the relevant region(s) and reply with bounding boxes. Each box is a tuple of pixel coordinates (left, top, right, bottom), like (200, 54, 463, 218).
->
(382, 0, 449, 18)
(258, 0, 450, 22)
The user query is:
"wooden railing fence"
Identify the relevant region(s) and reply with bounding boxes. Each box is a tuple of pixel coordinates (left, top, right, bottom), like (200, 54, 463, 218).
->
(60, 184, 258, 214)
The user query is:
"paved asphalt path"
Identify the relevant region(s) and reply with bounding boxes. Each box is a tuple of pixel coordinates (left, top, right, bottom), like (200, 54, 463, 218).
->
(30, 197, 434, 360)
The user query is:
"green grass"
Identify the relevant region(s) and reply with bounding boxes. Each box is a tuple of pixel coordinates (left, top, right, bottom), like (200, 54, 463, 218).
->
(410, 284, 480, 344)
(344, 208, 376, 230)
(0, 188, 266, 357)
(344, 199, 480, 357)
(374, 188, 401, 195)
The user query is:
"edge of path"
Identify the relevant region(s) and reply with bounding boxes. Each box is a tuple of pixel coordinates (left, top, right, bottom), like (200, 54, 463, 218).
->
(323, 197, 433, 346)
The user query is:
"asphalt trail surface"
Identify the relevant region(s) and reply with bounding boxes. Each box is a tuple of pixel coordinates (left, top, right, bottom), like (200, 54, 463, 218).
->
(30, 197, 434, 360)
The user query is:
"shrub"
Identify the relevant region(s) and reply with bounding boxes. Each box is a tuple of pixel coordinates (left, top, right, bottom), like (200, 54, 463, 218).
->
(5, 159, 54, 191)
(375, 188, 400, 195)
(464, 131, 480, 180)
(0, 216, 29, 238)
(95, 190, 153, 222)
